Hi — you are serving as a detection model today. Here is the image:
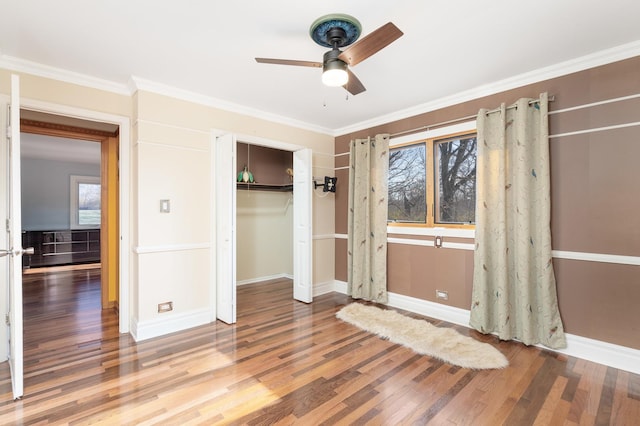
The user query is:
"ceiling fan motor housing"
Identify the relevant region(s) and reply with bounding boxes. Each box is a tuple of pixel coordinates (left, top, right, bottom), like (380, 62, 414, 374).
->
(323, 49, 346, 67)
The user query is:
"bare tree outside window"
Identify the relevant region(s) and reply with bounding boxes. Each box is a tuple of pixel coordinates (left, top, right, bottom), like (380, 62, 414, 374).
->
(435, 135, 477, 224)
(388, 143, 426, 222)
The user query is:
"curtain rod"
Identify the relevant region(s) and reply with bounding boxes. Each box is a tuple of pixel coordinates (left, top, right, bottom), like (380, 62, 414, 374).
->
(389, 95, 555, 139)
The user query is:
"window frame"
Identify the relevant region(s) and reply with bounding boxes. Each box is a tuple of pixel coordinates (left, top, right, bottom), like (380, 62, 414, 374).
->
(388, 121, 477, 232)
(70, 174, 101, 230)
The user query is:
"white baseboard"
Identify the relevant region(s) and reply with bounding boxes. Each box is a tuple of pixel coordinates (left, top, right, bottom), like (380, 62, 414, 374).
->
(237, 273, 293, 286)
(387, 291, 471, 328)
(237, 274, 331, 297)
(333, 280, 348, 294)
(314, 280, 337, 296)
(332, 280, 640, 375)
(555, 334, 640, 375)
(131, 308, 211, 342)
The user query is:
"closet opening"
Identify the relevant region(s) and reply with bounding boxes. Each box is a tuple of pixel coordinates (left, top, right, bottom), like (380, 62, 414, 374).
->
(235, 142, 294, 306)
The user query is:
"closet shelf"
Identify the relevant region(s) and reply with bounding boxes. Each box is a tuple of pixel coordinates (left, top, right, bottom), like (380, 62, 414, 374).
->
(236, 182, 293, 192)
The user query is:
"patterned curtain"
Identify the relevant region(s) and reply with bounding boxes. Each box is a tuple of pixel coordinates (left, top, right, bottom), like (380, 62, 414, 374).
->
(470, 93, 567, 349)
(347, 134, 389, 303)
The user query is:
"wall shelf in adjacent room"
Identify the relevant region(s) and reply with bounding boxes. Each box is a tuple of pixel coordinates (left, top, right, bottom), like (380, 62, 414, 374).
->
(22, 229, 101, 268)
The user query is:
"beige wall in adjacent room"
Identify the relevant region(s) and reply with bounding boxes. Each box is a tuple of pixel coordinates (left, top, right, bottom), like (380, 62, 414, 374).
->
(334, 57, 640, 351)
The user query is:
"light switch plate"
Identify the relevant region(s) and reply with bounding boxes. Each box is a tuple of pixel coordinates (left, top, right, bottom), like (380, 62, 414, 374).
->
(160, 199, 170, 213)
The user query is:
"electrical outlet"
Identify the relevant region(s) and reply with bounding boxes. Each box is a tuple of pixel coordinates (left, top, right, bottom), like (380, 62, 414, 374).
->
(158, 301, 173, 313)
(436, 290, 448, 300)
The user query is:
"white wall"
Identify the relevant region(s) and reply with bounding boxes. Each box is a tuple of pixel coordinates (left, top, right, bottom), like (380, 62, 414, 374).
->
(21, 157, 100, 230)
(132, 108, 212, 339)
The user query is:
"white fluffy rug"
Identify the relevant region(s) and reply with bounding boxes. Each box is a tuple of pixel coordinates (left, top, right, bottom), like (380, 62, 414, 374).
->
(336, 303, 508, 369)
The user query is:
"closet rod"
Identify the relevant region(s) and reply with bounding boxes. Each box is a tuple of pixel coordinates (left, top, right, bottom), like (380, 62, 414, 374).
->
(389, 95, 555, 139)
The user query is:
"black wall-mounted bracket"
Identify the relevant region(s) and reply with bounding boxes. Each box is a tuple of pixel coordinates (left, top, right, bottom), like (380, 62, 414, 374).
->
(314, 176, 337, 192)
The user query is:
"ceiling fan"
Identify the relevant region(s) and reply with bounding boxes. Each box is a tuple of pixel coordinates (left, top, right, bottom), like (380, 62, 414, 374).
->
(255, 13, 403, 95)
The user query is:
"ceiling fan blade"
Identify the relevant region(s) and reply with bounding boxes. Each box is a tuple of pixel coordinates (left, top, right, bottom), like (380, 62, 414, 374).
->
(338, 22, 403, 66)
(255, 58, 322, 68)
(344, 69, 366, 95)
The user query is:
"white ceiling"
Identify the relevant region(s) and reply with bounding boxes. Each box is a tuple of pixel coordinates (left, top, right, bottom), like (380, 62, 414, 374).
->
(2, 0, 640, 134)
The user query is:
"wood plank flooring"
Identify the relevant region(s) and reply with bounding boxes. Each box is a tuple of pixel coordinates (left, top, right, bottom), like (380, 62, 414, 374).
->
(0, 269, 638, 425)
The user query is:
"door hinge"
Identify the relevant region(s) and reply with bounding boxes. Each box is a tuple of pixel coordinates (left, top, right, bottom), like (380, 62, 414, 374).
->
(5, 314, 9, 326)
(5, 219, 9, 232)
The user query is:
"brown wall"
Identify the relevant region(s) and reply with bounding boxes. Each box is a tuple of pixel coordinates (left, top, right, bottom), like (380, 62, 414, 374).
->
(335, 56, 640, 350)
(237, 142, 293, 185)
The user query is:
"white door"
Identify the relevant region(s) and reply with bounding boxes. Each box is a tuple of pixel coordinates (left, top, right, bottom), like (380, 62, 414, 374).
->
(293, 148, 313, 303)
(3, 74, 28, 399)
(215, 133, 236, 324)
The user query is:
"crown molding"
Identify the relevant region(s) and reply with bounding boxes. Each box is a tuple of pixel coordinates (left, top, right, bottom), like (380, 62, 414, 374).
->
(0, 54, 131, 96)
(334, 40, 640, 136)
(128, 76, 334, 136)
(4, 39, 640, 138)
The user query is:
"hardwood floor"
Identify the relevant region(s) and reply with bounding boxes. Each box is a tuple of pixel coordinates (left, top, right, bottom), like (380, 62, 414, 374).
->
(0, 270, 638, 425)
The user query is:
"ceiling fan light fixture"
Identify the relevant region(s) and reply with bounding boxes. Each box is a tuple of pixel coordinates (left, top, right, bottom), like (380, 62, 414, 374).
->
(322, 69, 348, 87)
(322, 59, 348, 87)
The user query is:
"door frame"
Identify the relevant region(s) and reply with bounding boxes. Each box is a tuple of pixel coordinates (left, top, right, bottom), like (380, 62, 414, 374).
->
(19, 98, 131, 333)
(211, 130, 313, 321)
(20, 123, 117, 309)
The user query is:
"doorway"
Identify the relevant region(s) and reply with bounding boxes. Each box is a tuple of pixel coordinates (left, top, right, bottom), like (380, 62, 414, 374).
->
(20, 111, 120, 312)
(1, 87, 131, 398)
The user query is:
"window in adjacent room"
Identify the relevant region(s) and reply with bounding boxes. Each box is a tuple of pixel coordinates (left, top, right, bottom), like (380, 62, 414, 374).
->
(388, 128, 477, 228)
(70, 175, 101, 229)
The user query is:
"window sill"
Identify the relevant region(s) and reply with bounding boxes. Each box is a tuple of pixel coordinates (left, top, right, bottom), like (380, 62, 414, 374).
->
(387, 225, 475, 239)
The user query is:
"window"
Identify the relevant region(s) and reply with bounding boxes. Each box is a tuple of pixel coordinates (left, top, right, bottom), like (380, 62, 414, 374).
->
(70, 175, 101, 229)
(434, 134, 477, 224)
(388, 128, 477, 227)
(388, 143, 427, 223)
